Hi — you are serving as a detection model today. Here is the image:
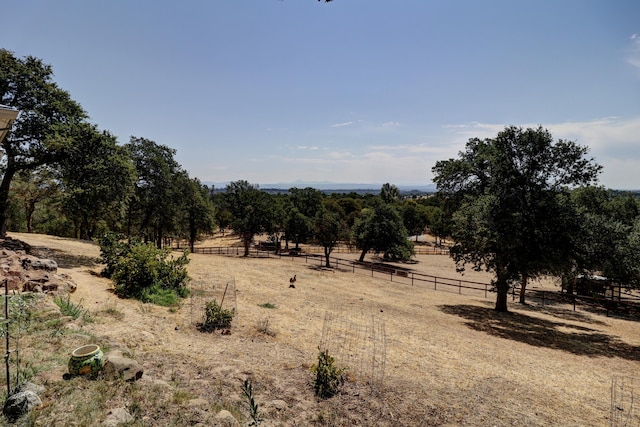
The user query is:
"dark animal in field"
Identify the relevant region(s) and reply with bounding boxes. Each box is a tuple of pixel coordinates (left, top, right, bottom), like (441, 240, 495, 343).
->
(289, 275, 297, 288)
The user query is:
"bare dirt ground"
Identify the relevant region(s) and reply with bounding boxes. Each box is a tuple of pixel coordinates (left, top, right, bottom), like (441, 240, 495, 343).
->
(7, 232, 640, 426)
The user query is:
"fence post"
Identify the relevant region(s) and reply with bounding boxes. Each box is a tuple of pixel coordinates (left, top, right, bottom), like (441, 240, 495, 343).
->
(484, 284, 487, 298)
(411, 273, 414, 287)
(434, 277, 437, 290)
(458, 280, 461, 294)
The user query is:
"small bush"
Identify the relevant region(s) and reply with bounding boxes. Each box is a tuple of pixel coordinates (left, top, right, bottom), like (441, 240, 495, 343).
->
(199, 300, 235, 331)
(311, 349, 346, 399)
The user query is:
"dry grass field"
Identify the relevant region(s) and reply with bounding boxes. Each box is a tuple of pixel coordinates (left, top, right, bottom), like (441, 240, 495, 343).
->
(4, 232, 640, 426)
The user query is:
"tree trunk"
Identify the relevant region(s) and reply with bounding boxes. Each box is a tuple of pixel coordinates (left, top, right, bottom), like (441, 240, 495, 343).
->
(324, 247, 331, 268)
(494, 270, 510, 312)
(358, 249, 367, 262)
(0, 165, 17, 238)
(242, 233, 251, 256)
(26, 202, 35, 233)
(189, 220, 196, 253)
(519, 274, 528, 304)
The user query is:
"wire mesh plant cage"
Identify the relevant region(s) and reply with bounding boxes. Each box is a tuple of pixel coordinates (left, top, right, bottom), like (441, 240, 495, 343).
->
(189, 276, 237, 331)
(611, 375, 640, 427)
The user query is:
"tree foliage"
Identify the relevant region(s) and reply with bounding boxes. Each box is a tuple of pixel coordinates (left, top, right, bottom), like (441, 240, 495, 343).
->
(10, 167, 59, 233)
(380, 182, 400, 204)
(313, 207, 348, 267)
(60, 124, 136, 239)
(224, 180, 275, 256)
(353, 200, 413, 262)
(174, 174, 216, 252)
(126, 137, 184, 247)
(0, 49, 87, 236)
(567, 187, 640, 290)
(432, 126, 601, 311)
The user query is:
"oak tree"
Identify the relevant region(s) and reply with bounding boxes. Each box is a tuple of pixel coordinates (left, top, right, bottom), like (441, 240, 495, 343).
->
(432, 126, 601, 311)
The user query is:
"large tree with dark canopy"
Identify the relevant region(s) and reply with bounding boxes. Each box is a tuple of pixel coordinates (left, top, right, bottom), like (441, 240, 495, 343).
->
(432, 126, 601, 312)
(126, 137, 184, 248)
(353, 200, 414, 262)
(224, 180, 274, 256)
(0, 49, 87, 236)
(60, 124, 136, 239)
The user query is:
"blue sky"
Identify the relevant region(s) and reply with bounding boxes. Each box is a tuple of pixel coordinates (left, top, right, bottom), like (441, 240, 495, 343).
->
(3, 1, 640, 189)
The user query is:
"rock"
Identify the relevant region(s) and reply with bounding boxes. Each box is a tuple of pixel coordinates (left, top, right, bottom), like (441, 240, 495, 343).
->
(21, 256, 58, 272)
(2, 390, 42, 421)
(0, 247, 76, 294)
(59, 274, 77, 293)
(15, 382, 45, 395)
(102, 352, 143, 382)
(214, 410, 240, 426)
(102, 407, 133, 426)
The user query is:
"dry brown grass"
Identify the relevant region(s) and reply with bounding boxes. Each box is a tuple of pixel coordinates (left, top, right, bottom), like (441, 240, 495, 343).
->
(4, 232, 640, 426)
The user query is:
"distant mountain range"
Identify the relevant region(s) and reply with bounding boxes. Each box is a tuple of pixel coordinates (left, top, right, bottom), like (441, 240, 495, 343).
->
(205, 181, 437, 193)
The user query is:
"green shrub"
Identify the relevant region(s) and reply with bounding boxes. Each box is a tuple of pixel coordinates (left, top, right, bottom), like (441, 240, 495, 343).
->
(95, 232, 135, 278)
(311, 349, 346, 399)
(199, 300, 235, 331)
(99, 237, 190, 305)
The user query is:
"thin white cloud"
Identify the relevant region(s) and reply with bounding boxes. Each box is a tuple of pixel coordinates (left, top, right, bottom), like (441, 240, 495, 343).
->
(381, 121, 400, 128)
(628, 33, 640, 72)
(329, 121, 353, 128)
(369, 143, 450, 155)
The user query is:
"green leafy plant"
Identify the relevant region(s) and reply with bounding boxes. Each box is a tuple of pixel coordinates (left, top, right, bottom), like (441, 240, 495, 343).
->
(311, 349, 346, 399)
(53, 295, 92, 322)
(241, 378, 262, 426)
(199, 300, 235, 331)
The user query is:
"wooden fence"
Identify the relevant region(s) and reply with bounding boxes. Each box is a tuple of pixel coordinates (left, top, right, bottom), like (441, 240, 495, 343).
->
(185, 245, 640, 318)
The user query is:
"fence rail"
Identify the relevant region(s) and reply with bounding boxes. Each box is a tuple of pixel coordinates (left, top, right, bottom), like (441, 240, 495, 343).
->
(184, 246, 640, 318)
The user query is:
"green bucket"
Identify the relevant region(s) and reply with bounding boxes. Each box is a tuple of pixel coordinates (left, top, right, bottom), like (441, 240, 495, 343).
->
(68, 344, 104, 376)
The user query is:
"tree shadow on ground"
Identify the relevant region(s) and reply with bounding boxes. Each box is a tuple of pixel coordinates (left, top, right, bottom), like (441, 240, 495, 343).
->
(515, 302, 609, 326)
(29, 247, 97, 269)
(439, 304, 640, 361)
